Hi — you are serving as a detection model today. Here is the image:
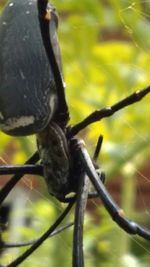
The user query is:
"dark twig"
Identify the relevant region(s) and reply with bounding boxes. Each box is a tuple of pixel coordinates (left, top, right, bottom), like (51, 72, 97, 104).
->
(79, 145, 150, 240)
(6, 202, 74, 267)
(3, 222, 73, 248)
(0, 152, 39, 205)
(69, 86, 150, 137)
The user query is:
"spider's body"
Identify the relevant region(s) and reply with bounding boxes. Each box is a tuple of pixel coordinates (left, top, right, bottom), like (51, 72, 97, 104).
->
(0, 0, 79, 200)
(0, 1, 150, 266)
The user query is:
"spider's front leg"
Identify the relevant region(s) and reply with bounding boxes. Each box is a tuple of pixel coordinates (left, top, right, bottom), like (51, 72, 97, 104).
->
(68, 139, 90, 267)
(68, 137, 106, 201)
(0, 164, 42, 176)
(70, 85, 150, 136)
(0, 152, 40, 205)
(70, 137, 106, 267)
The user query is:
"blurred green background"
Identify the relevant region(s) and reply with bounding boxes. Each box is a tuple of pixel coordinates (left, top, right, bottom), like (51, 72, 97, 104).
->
(0, 0, 150, 266)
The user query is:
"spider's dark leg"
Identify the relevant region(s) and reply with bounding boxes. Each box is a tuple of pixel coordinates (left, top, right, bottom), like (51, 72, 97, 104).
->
(93, 135, 105, 184)
(0, 164, 43, 176)
(37, 0, 69, 125)
(79, 144, 150, 241)
(0, 152, 39, 205)
(73, 155, 89, 267)
(5, 202, 74, 267)
(72, 137, 105, 267)
(2, 222, 73, 249)
(59, 136, 105, 204)
(69, 86, 150, 136)
(93, 135, 103, 161)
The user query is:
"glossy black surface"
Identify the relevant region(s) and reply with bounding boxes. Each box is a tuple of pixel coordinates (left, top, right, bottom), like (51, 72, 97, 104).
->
(0, 0, 61, 135)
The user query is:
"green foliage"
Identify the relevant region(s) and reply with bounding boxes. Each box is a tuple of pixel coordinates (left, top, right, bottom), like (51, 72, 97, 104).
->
(0, 0, 150, 266)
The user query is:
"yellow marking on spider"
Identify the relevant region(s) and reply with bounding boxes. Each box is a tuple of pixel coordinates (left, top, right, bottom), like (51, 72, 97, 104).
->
(118, 209, 125, 217)
(45, 9, 51, 21)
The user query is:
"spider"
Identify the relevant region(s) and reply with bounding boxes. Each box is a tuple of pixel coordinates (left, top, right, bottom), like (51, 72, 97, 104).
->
(0, 0, 150, 266)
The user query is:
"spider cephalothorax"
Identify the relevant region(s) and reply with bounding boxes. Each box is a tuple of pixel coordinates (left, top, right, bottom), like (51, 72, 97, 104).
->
(37, 123, 71, 198)
(37, 121, 86, 200)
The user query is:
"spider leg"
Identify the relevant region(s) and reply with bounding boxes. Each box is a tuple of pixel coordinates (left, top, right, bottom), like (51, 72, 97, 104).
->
(2, 222, 73, 248)
(60, 136, 105, 204)
(5, 202, 74, 267)
(73, 172, 89, 267)
(93, 135, 103, 161)
(72, 137, 105, 267)
(93, 135, 105, 184)
(58, 136, 104, 205)
(0, 152, 39, 205)
(69, 85, 150, 136)
(79, 143, 150, 241)
(37, 0, 69, 125)
(0, 164, 43, 176)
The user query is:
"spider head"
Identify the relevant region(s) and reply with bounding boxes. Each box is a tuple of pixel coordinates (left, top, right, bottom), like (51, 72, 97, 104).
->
(37, 124, 85, 200)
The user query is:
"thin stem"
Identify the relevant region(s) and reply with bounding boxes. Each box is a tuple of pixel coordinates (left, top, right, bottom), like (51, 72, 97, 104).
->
(69, 86, 150, 137)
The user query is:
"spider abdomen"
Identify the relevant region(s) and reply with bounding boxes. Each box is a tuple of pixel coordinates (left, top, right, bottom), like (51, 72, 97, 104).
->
(0, 0, 61, 136)
(37, 122, 71, 199)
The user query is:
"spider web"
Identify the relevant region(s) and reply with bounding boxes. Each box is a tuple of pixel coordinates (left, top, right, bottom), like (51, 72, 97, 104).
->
(0, 1, 150, 266)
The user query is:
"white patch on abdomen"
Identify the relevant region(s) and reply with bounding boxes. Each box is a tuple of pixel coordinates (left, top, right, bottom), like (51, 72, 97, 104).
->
(0, 116, 35, 131)
(49, 94, 57, 118)
(0, 112, 4, 120)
